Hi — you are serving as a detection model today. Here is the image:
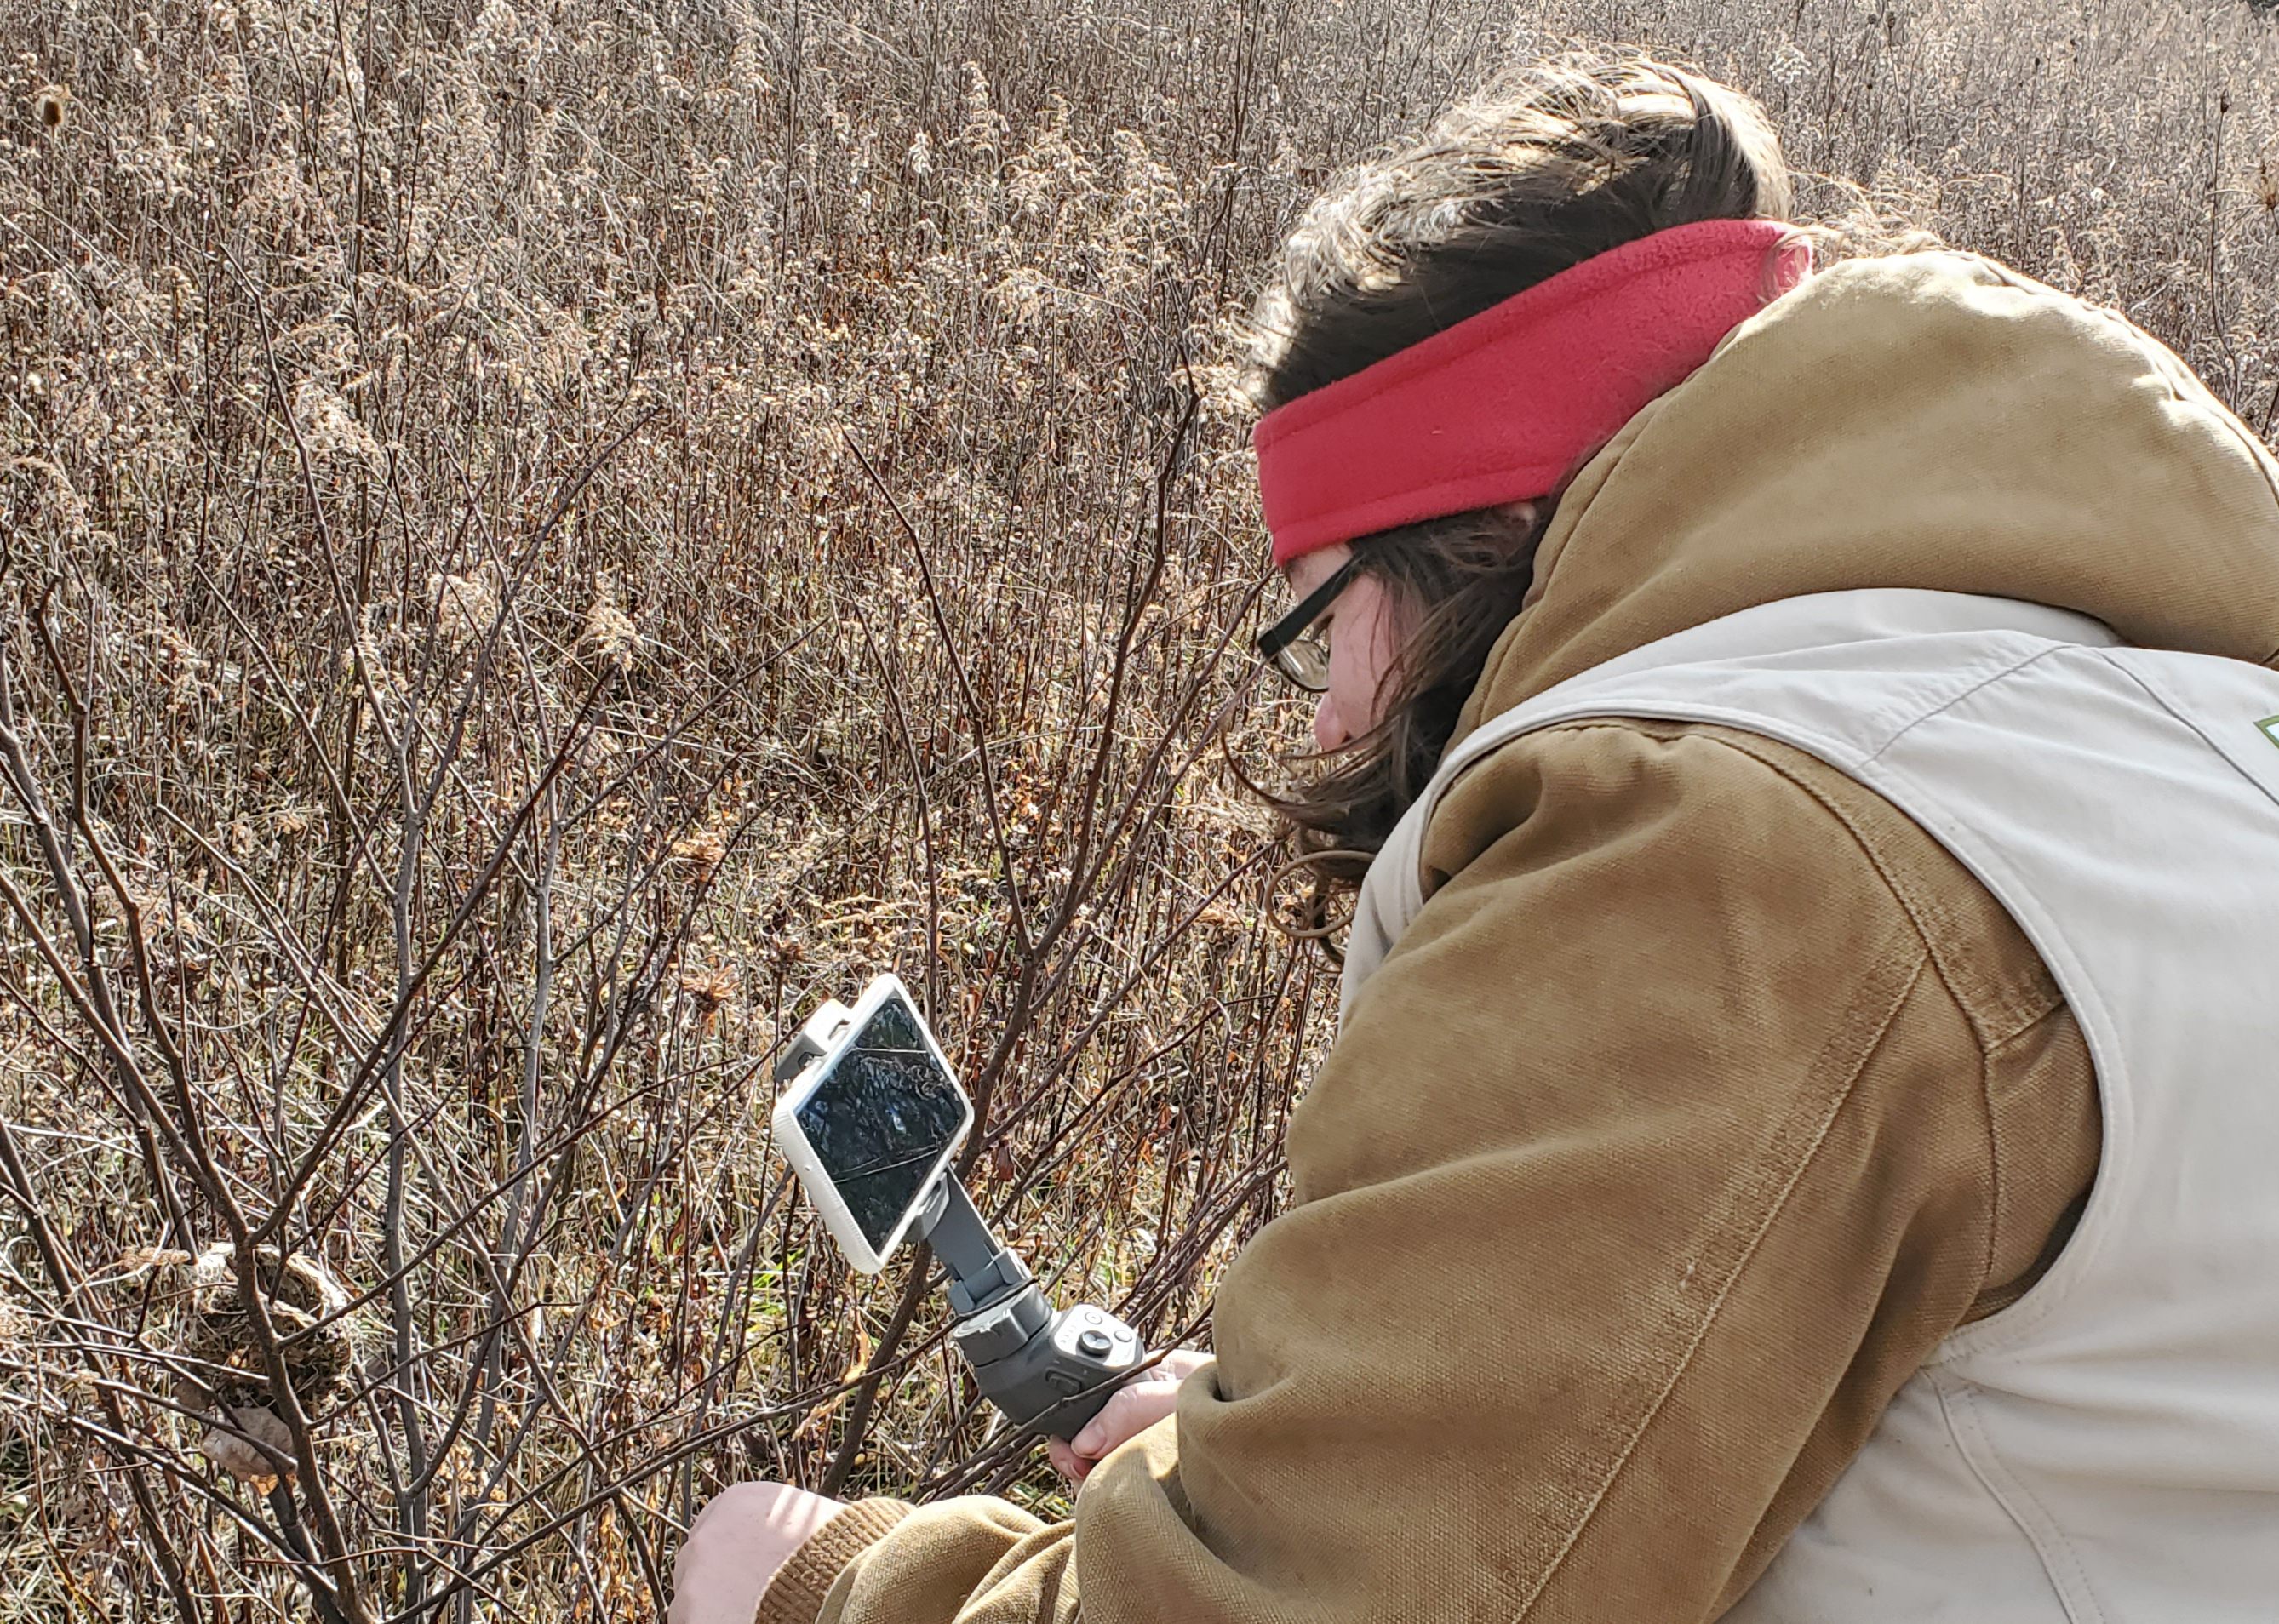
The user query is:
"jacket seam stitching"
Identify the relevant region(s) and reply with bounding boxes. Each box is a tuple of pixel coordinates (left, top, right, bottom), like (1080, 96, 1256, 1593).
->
(1860, 643, 2058, 768)
(1677, 723, 2057, 1052)
(1512, 949, 1931, 1621)
(1976, 1031, 2005, 1318)
(1651, 730, 2005, 1299)
(1929, 1370, 2108, 1624)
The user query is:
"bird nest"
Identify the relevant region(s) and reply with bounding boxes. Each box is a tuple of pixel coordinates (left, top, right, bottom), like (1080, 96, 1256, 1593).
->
(172, 1244, 353, 1484)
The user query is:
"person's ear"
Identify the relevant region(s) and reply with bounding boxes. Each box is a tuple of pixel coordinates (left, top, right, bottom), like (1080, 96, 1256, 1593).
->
(1492, 499, 1542, 530)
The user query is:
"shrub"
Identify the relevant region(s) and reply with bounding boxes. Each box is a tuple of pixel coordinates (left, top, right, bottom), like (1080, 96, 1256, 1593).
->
(0, 0, 2271, 1615)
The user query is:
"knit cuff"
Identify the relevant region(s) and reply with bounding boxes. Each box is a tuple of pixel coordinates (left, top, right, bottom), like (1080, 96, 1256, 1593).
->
(752, 1498, 912, 1624)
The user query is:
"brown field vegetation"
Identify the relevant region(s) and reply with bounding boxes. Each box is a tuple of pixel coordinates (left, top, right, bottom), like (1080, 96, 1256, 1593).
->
(2, 0, 2274, 1616)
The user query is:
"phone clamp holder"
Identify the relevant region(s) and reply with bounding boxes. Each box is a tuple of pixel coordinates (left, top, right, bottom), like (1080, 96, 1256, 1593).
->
(912, 1173, 1146, 1439)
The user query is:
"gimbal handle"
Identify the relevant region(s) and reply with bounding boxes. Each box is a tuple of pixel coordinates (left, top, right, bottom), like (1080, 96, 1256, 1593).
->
(912, 1170, 1147, 1439)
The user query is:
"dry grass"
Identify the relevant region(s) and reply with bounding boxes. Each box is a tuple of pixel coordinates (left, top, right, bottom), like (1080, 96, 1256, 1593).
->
(1, 0, 2274, 1618)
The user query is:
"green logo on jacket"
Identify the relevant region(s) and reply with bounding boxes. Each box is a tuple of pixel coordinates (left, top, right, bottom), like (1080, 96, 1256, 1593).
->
(2262, 715, 2279, 752)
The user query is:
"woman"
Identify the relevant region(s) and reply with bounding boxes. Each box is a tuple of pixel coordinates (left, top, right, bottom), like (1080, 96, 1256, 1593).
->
(677, 47, 2279, 1624)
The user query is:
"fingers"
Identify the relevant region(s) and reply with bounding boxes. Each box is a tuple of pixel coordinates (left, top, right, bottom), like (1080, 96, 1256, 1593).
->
(1046, 1352, 1213, 1485)
(1069, 1379, 1179, 1461)
(1154, 1347, 1213, 1383)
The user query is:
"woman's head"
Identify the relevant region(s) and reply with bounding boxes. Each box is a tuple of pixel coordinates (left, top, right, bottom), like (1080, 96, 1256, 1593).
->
(1248, 49, 1792, 883)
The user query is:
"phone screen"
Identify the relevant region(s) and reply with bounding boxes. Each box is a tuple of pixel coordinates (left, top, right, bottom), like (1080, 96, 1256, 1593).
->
(793, 990, 968, 1251)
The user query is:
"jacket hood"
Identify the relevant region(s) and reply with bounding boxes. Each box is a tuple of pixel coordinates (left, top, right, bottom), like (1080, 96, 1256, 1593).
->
(1456, 250, 2279, 738)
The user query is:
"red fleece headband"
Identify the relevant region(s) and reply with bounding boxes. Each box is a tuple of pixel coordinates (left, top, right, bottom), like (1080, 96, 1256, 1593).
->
(1253, 219, 1810, 564)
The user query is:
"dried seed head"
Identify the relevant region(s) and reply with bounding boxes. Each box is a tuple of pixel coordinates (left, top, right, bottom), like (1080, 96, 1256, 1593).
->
(2258, 157, 2277, 214)
(34, 86, 66, 129)
(578, 569, 639, 670)
(116, 1246, 195, 1275)
(669, 828, 727, 883)
(430, 563, 502, 650)
(679, 965, 736, 1021)
(341, 628, 392, 689)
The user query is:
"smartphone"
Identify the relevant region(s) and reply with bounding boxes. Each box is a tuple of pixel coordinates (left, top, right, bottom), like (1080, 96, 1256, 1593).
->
(770, 974, 974, 1273)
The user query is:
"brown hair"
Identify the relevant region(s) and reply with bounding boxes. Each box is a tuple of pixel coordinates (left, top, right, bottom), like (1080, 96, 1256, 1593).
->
(1249, 49, 1792, 890)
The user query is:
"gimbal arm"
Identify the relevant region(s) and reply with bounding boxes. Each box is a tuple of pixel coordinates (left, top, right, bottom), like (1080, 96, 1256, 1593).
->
(913, 1174, 1033, 1316)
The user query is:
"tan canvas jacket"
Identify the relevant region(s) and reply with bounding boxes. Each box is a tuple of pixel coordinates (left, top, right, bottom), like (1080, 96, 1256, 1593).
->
(753, 252, 2279, 1623)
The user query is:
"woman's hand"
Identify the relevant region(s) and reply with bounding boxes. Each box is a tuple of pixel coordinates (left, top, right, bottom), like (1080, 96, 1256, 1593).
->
(669, 1479, 846, 1624)
(1046, 1348, 1212, 1484)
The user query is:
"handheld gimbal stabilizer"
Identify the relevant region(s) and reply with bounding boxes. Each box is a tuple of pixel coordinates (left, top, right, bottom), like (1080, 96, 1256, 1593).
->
(911, 1171, 1147, 1439)
(770, 979, 1147, 1441)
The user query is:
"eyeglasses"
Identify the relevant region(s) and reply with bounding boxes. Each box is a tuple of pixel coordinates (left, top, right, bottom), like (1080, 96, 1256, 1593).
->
(1254, 555, 1362, 693)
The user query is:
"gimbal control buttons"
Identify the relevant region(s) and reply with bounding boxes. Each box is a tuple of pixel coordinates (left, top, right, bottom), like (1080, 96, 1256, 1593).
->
(1076, 1328, 1114, 1358)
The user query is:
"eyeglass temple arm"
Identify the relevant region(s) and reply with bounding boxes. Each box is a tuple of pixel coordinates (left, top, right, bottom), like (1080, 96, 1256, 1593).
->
(1256, 555, 1361, 659)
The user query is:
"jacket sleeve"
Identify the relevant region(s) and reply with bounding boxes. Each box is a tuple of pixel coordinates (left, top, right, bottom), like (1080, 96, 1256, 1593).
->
(764, 720, 2097, 1624)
